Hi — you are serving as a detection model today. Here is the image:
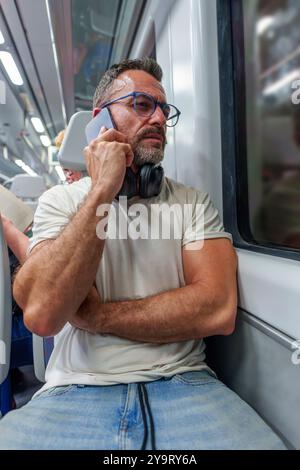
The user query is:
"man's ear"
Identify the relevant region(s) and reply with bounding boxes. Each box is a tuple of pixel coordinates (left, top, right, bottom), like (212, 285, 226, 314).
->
(93, 107, 101, 118)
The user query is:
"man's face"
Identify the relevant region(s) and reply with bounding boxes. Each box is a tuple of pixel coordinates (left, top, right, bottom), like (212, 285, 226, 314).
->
(95, 70, 167, 166)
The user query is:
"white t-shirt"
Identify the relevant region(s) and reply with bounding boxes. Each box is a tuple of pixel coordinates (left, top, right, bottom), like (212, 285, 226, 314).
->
(30, 176, 232, 393)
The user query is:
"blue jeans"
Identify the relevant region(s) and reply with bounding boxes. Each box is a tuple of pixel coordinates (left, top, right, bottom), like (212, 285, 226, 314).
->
(0, 370, 286, 450)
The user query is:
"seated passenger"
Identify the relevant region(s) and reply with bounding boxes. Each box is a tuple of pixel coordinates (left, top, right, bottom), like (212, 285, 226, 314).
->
(0, 214, 30, 265)
(63, 168, 82, 184)
(0, 214, 32, 391)
(0, 58, 286, 450)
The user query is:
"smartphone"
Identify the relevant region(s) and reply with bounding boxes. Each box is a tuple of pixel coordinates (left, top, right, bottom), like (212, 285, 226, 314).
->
(85, 107, 116, 144)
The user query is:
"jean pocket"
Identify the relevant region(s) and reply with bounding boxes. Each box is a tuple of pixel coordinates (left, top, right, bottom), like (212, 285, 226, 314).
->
(35, 384, 76, 399)
(171, 370, 220, 386)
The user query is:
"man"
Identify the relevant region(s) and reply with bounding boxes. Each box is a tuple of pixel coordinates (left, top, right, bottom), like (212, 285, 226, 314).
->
(0, 58, 285, 449)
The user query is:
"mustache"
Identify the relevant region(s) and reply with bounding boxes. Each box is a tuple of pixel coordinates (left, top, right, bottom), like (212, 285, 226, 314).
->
(137, 127, 166, 143)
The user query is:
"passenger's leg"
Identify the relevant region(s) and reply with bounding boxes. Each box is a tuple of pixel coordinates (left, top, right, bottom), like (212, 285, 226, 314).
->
(146, 371, 286, 450)
(0, 384, 125, 450)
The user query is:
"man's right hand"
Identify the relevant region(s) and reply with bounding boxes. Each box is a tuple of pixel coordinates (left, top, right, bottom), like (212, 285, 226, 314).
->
(84, 127, 134, 199)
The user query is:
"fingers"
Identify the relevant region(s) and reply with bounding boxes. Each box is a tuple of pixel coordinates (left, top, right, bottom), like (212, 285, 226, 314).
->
(95, 127, 129, 144)
(85, 139, 133, 165)
(83, 146, 91, 166)
(120, 143, 134, 167)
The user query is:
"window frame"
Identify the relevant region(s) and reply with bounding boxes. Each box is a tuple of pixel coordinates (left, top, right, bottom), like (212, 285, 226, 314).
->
(217, 0, 300, 262)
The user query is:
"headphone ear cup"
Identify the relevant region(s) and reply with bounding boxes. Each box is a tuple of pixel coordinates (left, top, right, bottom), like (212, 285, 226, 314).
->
(139, 164, 164, 199)
(117, 167, 138, 199)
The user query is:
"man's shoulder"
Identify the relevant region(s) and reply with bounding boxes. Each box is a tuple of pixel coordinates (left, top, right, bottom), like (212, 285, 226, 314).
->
(40, 177, 91, 204)
(163, 177, 208, 204)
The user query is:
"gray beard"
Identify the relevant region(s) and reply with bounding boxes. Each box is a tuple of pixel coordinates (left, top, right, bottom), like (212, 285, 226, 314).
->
(133, 145, 164, 166)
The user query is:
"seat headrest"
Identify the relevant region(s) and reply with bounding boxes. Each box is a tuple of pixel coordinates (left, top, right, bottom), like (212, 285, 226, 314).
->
(10, 175, 46, 199)
(58, 111, 92, 171)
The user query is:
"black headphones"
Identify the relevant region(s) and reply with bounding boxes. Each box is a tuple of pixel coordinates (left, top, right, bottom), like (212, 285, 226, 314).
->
(117, 164, 164, 199)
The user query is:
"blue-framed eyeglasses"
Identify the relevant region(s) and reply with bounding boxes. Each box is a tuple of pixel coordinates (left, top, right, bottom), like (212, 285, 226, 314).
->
(101, 91, 181, 127)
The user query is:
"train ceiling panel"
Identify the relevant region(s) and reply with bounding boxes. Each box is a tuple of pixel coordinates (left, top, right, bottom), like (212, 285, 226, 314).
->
(0, 0, 145, 183)
(0, 0, 66, 138)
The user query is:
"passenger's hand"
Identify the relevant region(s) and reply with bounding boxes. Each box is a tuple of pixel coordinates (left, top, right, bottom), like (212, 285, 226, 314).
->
(0, 214, 13, 234)
(84, 127, 134, 199)
(0, 214, 12, 227)
(70, 286, 105, 333)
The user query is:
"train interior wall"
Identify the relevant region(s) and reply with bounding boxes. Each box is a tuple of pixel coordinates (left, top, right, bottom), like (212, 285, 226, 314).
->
(132, 0, 300, 449)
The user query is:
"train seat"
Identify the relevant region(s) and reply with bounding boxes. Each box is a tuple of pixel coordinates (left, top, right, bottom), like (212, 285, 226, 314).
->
(0, 217, 34, 417)
(0, 218, 12, 416)
(32, 336, 53, 383)
(10, 175, 46, 212)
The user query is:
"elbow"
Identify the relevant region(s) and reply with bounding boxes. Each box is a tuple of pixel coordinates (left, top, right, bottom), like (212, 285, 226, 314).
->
(24, 306, 63, 337)
(220, 315, 236, 336)
(14, 271, 64, 337)
(213, 283, 238, 336)
(197, 303, 237, 338)
(13, 273, 25, 310)
(216, 304, 237, 336)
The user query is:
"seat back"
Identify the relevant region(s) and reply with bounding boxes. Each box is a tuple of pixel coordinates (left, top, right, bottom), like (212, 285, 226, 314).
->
(33, 335, 54, 383)
(0, 218, 12, 386)
(58, 111, 91, 171)
(10, 175, 46, 213)
(11, 174, 46, 202)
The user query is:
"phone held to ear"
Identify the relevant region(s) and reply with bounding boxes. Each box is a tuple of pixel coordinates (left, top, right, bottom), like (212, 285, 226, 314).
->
(85, 107, 116, 143)
(85, 107, 164, 199)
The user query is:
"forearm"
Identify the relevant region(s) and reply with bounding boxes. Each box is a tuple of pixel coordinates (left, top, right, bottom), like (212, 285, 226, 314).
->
(4, 224, 29, 264)
(96, 283, 236, 343)
(14, 188, 112, 336)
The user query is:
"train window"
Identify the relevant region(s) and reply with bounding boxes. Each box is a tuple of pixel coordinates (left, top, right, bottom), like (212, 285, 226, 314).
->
(240, 0, 300, 251)
(72, 0, 145, 109)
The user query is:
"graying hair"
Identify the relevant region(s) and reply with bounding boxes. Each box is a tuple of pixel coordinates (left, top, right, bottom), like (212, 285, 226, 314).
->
(93, 57, 163, 109)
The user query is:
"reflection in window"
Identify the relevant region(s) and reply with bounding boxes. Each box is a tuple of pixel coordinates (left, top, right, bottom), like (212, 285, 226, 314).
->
(72, 0, 144, 109)
(243, 0, 300, 249)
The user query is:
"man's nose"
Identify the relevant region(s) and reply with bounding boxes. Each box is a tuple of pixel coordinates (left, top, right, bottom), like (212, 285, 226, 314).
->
(148, 105, 167, 126)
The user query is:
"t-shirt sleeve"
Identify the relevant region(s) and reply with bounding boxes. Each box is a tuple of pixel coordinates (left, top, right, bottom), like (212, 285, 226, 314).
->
(28, 186, 74, 253)
(182, 190, 232, 247)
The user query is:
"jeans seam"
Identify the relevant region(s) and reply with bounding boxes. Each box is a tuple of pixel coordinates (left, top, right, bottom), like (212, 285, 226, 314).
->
(35, 385, 75, 398)
(173, 375, 218, 386)
(118, 384, 130, 450)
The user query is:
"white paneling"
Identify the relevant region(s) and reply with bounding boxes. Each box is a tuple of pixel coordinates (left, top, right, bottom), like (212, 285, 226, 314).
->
(237, 249, 300, 339)
(130, 0, 178, 180)
(132, 0, 224, 215)
(156, 11, 177, 181)
(167, 0, 223, 215)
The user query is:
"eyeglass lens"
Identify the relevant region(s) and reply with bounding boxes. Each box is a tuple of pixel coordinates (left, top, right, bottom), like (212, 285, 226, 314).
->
(134, 94, 179, 127)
